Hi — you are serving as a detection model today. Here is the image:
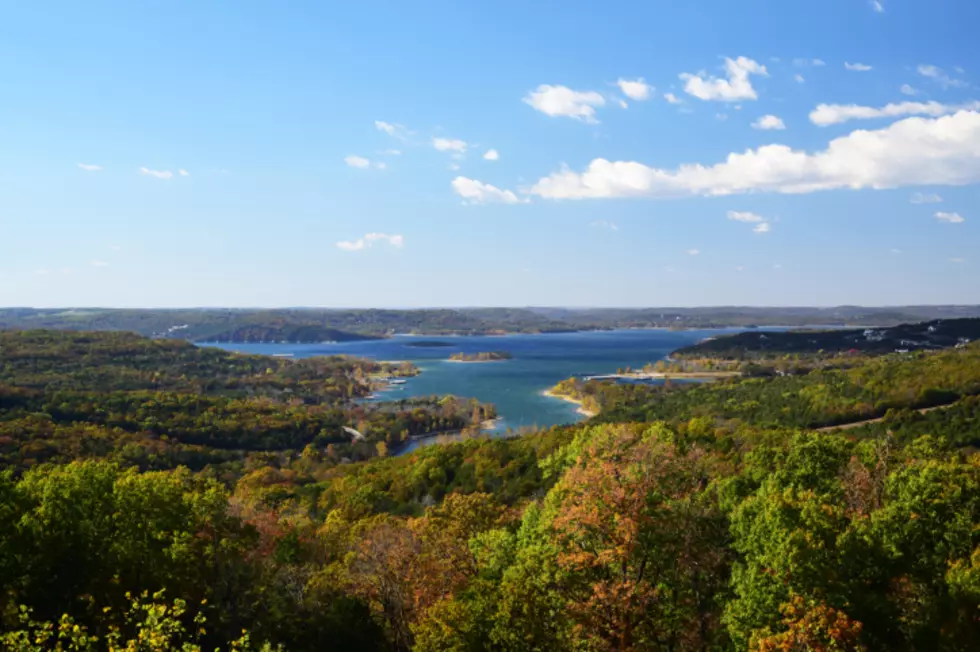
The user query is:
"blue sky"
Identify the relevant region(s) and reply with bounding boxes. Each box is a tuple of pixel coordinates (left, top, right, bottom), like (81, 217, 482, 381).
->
(1, 0, 978, 308)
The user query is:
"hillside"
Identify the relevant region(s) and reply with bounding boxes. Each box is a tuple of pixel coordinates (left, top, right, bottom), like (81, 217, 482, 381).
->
(673, 317, 980, 359)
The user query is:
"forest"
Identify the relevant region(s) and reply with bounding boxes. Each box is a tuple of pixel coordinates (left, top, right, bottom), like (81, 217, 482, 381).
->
(2, 329, 980, 650)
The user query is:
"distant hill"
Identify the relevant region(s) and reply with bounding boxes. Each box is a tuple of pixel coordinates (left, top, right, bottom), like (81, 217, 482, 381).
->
(673, 318, 980, 359)
(3, 306, 980, 343)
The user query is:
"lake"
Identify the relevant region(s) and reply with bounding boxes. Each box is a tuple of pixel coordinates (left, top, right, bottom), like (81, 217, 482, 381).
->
(206, 328, 754, 434)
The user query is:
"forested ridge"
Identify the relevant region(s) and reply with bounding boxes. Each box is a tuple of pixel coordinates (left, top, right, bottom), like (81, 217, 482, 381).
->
(3, 329, 980, 650)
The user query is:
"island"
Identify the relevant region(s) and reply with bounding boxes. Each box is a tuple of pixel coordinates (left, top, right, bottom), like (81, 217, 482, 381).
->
(448, 351, 513, 362)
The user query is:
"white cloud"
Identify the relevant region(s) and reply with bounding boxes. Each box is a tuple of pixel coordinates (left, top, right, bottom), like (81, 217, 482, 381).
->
(845, 62, 873, 72)
(451, 177, 525, 205)
(483, 149, 500, 161)
(77, 163, 102, 172)
(680, 56, 768, 102)
(735, 266, 745, 272)
(433, 137, 468, 153)
(774, 263, 783, 269)
(753, 222, 772, 233)
(664, 92, 682, 104)
(910, 192, 942, 204)
(375, 161, 387, 170)
(375, 121, 412, 141)
(716, 113, 728, 122)
(795, 74, 805, 84)
(810, 100, 980, 126)
(449, 163, 460, 171)
(616, 78, 653, 101)
(891, 248, 903, 254)
(935, 211, 965, 223)
(383, 149, 402, 156)
(138, 167, 173, 180)
(108, 244, 122, 251)
(752, 114, 786, 130)
(618, 99, 629, 109)
(812, 59, 826, 66)
(665, 266, 676, 273)
(917, 64, 968, 89)
(871, 1, 884, 13)
(686, 249, 701, 256)
(727, 210, 765, 223)
(528, 111, 980, 200)
(336, 232, 405, 252)
(900, 84, 919, 96)
(591, 220, 619, 230)
(178, 169, 190, 177)
(91, 260, 109, 268)
(344, 155, 371, 169)
(523, 84, 606, 123)
(950, 257, 967, 264)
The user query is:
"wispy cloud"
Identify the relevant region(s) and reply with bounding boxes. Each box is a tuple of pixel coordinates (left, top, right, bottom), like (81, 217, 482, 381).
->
(753, 222, 772, 233)
(935, 211, 965, 223)
(91, 260, 109, 268)
(108, 244, 123, 251)
(591, 220, 619, 231)
(523, 84, 606, 123)
(451, 177, 526, 205)
(77, 163, 102, 172)
(483, 149, 500, 161)
(138, 167, 173, 179)
(432, 137, 468, 153)
(910, 192, 942, 204)
(686, 249, 701, 256)
(727, 211, 765, 223)
(794, 74, 805, 84)
(917, 64, 968, 89)
(900, 84, 919, 96)
(178, 169, 190, 177)
(810, 100, 980, 126)
(680, 56, 768, 102)
(950, 257, 967, 264)
(844, 62, 873, 72)
(375, 121, 413, 141)
(664, 92, 682, 104)
(870, 1, 884, 13)
(336, 232, 405, 251)
(344, 155, 371, 169)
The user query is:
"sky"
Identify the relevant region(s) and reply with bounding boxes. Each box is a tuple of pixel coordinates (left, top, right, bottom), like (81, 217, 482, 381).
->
(1, 0, 979, 308)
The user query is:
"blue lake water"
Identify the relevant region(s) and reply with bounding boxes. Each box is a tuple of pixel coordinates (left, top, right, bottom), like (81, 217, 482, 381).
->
(206, 328, 754, 432)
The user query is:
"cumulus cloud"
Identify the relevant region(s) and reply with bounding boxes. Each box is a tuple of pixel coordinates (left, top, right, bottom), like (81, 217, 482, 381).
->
(680, 56, 768, 102)
(375, 121, 413, 141)
(727, 211, 765, 223)
(77, 163, 102, 172)
(336, 232, 405, 252)
(910, 192, 942, 204)
(752, 114, 786, 130)
(139, 167, 173, 180)
(810, 100, 980, 126)
(664, 92, 682, 104)
(918, 64, 968, 89)
(935, 211, 965, 223)
(523, 84, 606, 123)
(344, 155, 371, 168)
(753, 222, 772, 233)
(528, 111, 980, 200)
(616, 78, 653, 101)
(451, 177, 526, 205)
(845, 62, 873, 72)
(900, 84, 919, 96)
(483, 149, 499, 161)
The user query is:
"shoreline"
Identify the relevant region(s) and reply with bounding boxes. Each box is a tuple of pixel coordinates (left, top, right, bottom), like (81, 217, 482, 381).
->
(444, 358, 509, 364)
(584, 370, 740, 381)
(542, 389, 598, 418)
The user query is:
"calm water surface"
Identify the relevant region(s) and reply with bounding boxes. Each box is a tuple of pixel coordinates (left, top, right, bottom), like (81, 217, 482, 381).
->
(206, 329, 755, 434)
